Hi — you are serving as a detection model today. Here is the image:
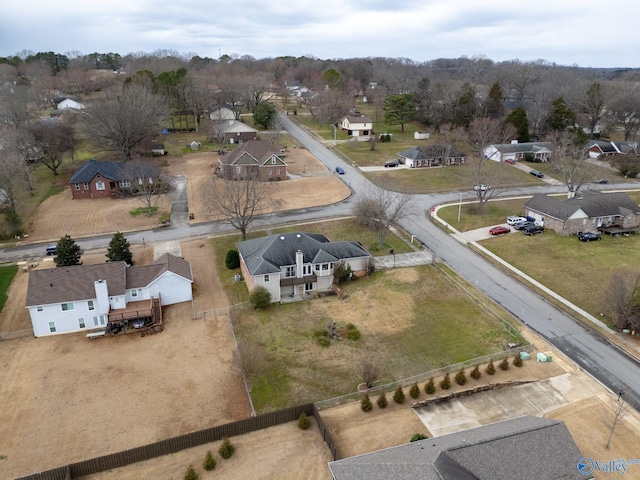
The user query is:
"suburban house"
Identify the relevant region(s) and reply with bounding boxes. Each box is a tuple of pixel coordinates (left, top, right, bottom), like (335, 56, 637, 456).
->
(339, 115, 373, 137)
(68, 159, 158, 200)
(396, 145, 467, 168)
(524, 190, 640, 235)
(220, 120, 259, 144)
(587, 139, 638, 159)
(25, 253, 193, 337)
(57, 97, 85, 111)
(329, 416, 589, 480)
(484, 141, 552, 163)
(217, 139, 287, 181)
(208, 104, 237, 122)
(236, 232, 372, 303)
(284, 81, 309, 97)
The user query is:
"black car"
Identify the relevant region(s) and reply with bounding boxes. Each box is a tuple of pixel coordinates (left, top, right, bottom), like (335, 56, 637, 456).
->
(512, 220, 534, 231)
(530, 170, 544, 178)
(594, 178, 609, 184)
(578, 231, 601, 242)
(523, 224, 544, 235)
(384, 161, 398, 168)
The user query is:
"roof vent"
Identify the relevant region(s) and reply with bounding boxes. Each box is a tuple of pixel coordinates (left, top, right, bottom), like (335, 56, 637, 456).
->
(296, 234, 301, 238)
(280, 236, 285, 240)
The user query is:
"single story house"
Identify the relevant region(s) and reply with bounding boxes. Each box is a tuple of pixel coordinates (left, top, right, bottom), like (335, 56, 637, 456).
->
(57, 97, 85, 111)
(218, 139, 287, 181)
(329, 416, 589, 480)
(25, 253, 193, 337)
(339, 115, 373, 137)
(237, 232, 371, 302)
(396, 145, 467, 168)
(221, 120, 259, 144)
(68, 159, 158, 199)
(208, 104, 237, 122)
(484, 141, 552, 163)
(524, 190, 640, 235)
(587, 140, 638, 159)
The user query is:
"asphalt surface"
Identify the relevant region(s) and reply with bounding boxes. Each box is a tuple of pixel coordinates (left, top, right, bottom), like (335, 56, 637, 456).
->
(4, 114, 640, 411)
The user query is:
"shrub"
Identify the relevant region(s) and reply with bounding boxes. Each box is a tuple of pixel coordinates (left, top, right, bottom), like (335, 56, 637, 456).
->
(513, 353, 523, 367)
(499, 358, 510, 371)
(440, 373, 451, 390)
(203, 451, 216, 471)
(470, 365, 481, 380)
(410, 433, 428, 442)
(333, 261, 353, 285)
(377, 391, 388, 408)
(346, 323, 361, 340)
(313, 329, 331, 347)
(409, 382, 420, 399)
(393, 386, 405, 404)
(298, 412, 311, 430)
(250, 286, 271, 309)
(218, 438, 235, 459)
(425, 377, 436, 395)
(225, 249, 240, 269)
(486, 359, 496, 375)
(455, 368, 467, 386)
(184, 465, 198, 480)
(361, 393, 373, 412)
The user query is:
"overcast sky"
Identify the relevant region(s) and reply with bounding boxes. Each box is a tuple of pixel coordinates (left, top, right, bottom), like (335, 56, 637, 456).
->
(1, 0, 638, 68)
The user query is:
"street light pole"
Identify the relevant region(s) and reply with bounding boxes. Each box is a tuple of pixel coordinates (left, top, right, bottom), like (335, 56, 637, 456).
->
(458, 192, 462, 223)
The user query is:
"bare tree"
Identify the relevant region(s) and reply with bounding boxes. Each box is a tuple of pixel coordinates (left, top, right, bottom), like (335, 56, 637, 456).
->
(0, 143, 29, 211)
(0, 85, 35, 128)
(120, 160, 166, 216)
(352, 181, 416, 249)
(207, 176, 278, 241)
(549, 131, 591, 198)
(29, 120, 74, 175)
(607, 82, 640, 141)
(83, 84, 169, 161)
(608, 270, 640, 331)
(361, 361, 380, 389)
(604, 389, 631, 449)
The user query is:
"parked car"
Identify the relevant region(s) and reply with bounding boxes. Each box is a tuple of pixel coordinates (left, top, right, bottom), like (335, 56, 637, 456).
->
(507, 216, 527, 225)
(530, 170, 544, 178)
(46, 244, 57, 256)
(489, 225, 510, 235)
(473, 184, 491, 191)
(512, 220, 534, 230)
(593, 178, 609, 184)
(523, 224, 544, 235)
(578, 231, 601, 242)
(504, 159, 516, 165)
(335, 166, 345, 174)
(384, 161, 398, 168)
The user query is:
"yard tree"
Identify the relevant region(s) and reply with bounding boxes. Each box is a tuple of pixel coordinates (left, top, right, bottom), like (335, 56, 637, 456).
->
(207, 175, 279, 241)
(504, 106, 530, 143)
(54, 234, 82, 267)
(352, 180, 416, 248)
(413, 77, 431, 123)
(549, 130, 591, 198)
(607, 82, 640, 141)
(383, 93, 414, 132)
(579, 82, 607, 136)
(121, 159, 166, 216)
(484, 81, 505, 119)
(29, 120, 74, 175)
(107, 232, 134, 265)
(607, 270, 640, 331)
(254, 101, 277, 129)
(545, 97, 576, 133)
(83, 83, 170, 161)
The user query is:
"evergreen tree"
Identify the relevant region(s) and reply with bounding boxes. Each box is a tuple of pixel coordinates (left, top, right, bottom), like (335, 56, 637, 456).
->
(485, 81, 505, 119)
(393, 385, 405, 404)
(106, 232, 134, 265)
(409, 382, 420, 399)
(455, 368, 467, 386)
(218, 437, 235, 459)
(546, 97, 576, 132)
(54, 235, 82, 267)
(254, 101, 277, 129)
(203, 451, 216, 471)
(440, 373, 451, 390)
(184, 465, 199, 480)
(298, 412, 311, 430)
(499, 357, 510, 371)
(470, 365, 482, 380)
(377, 391, 388, 408)
(383, 93, 415, 132)
(513, 353, 523, 367)
(361, 393, 373, 412)
(486, 359, 496, 375)
(425, 377, 436, 394)
(505, 106, 530, 142)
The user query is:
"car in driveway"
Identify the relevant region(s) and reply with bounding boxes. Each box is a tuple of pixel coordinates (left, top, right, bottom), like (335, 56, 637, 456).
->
(504, 159, 516, 165)
(384, 161, 398, 168)
(578, 231, 601, 242)
(507, 216, 527, 225)
(473, 184, 491, 191)
(523, 224, 544, 235)
(530, 169, 544, 178)
(489, 225, 510, 235)
(335, 166, 345, 174)
(512, 220, 534, 230)
(593, 178, 609, 184)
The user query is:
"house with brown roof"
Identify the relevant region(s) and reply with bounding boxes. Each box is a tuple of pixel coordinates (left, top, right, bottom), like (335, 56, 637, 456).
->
(524, 190, 640, 236)
(396, 145, 467, 168)
(339, 115, 373, 137)
(25, 253, 193, 337)
(217, 139, 287, 181)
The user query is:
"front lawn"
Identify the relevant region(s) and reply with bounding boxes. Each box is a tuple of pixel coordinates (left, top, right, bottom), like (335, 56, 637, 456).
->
(0, 265, 18, 312)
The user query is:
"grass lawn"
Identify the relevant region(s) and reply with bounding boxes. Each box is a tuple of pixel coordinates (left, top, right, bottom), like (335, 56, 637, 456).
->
(437, 198, 542, 231)
(212, 218, 525, 413)
(0, 265, 18, 312)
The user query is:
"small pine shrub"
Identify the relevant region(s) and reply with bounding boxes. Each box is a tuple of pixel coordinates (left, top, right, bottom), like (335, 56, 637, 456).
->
(425, 377, 436, 395)
(486, 359, 496, 375)
(470, 365, 481, 380)
(377, 391, 388, 408)
(184, 465, 199, 480)
(455, 368, 467, 386)
(218, 438, 235, 459)
(440, 373, 451, 390)
(225, 249, 240, 269)
(410, 433, 428, 442)
(203, 451, 216, 471)
(409, 382, 420, 399)
(361, 393, 373, 412)
(499, 358, 510, 371)
(393, 386, 405, 404)
(346, 323, 361, 340)
(298, 412, 311, 430)
(250, 286, 271, 309)
(513, 353, 523, 367)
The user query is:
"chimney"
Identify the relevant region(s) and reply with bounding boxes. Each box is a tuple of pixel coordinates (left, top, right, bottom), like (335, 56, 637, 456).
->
(296, 250, 304, 278)
(94, 279, 109, 314)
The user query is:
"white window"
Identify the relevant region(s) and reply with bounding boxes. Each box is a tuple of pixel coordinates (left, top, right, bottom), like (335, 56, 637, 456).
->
(88, 300, 95, 311)
(93, 315, 106, 326)
(37, 306, 43, 312)
(131, 289, 138, 298)
(305, 283, 314, 292)
(276, 167, 281, 175)
(61, 302, 74, 311)
(271, 158, 276, 164)
(78, 318, 85, 329)
(268, 168, 273, 175)
(315, 265, 320, 271)
(322, 264, 329, 271)
(263, 274, 270, 283)
(83, 182, 89, 190)
(119, 180, 131, 188)
(285, 266, 296, 278)
(236, 166, 242, 174)
(74, 183, 80, 190)
(49, 322, 56, 333)
(95, 181, 105, 191)
(303, 265, 312, 275)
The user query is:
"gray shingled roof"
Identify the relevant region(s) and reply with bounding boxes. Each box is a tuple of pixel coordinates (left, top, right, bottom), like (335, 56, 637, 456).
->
(26, 254, 192, 306)
(398, 145, 466, 160)
(237, 232, 371, 276)
(69, 159, 127, 184)
(344, 115, 372, 124)
(219, 140, 283, 166)
(526, 191, 640, 220)
(492, 142, 552, 154)
(329, 416, 587, 480)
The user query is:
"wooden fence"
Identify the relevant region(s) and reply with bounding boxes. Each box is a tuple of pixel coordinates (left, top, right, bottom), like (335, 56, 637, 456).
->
(0, 328, 33, 341)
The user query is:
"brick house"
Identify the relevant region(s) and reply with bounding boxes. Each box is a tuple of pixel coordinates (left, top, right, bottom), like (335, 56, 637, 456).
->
(68, 159, 158, 200)
(396, 145, 467, 168)
(217, 140, 287, 181)
(339, 115, 373, 137)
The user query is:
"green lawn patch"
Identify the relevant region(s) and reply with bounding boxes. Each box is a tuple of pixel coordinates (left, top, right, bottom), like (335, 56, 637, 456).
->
(129, 206, 158, 217)
(0, 265, 18, 312)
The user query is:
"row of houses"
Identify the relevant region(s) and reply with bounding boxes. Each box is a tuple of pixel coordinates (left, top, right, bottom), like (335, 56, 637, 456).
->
(484, 139, 639, 163)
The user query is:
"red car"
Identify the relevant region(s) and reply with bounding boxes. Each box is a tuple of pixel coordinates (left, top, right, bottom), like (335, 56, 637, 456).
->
(489, 225, 510, 235)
